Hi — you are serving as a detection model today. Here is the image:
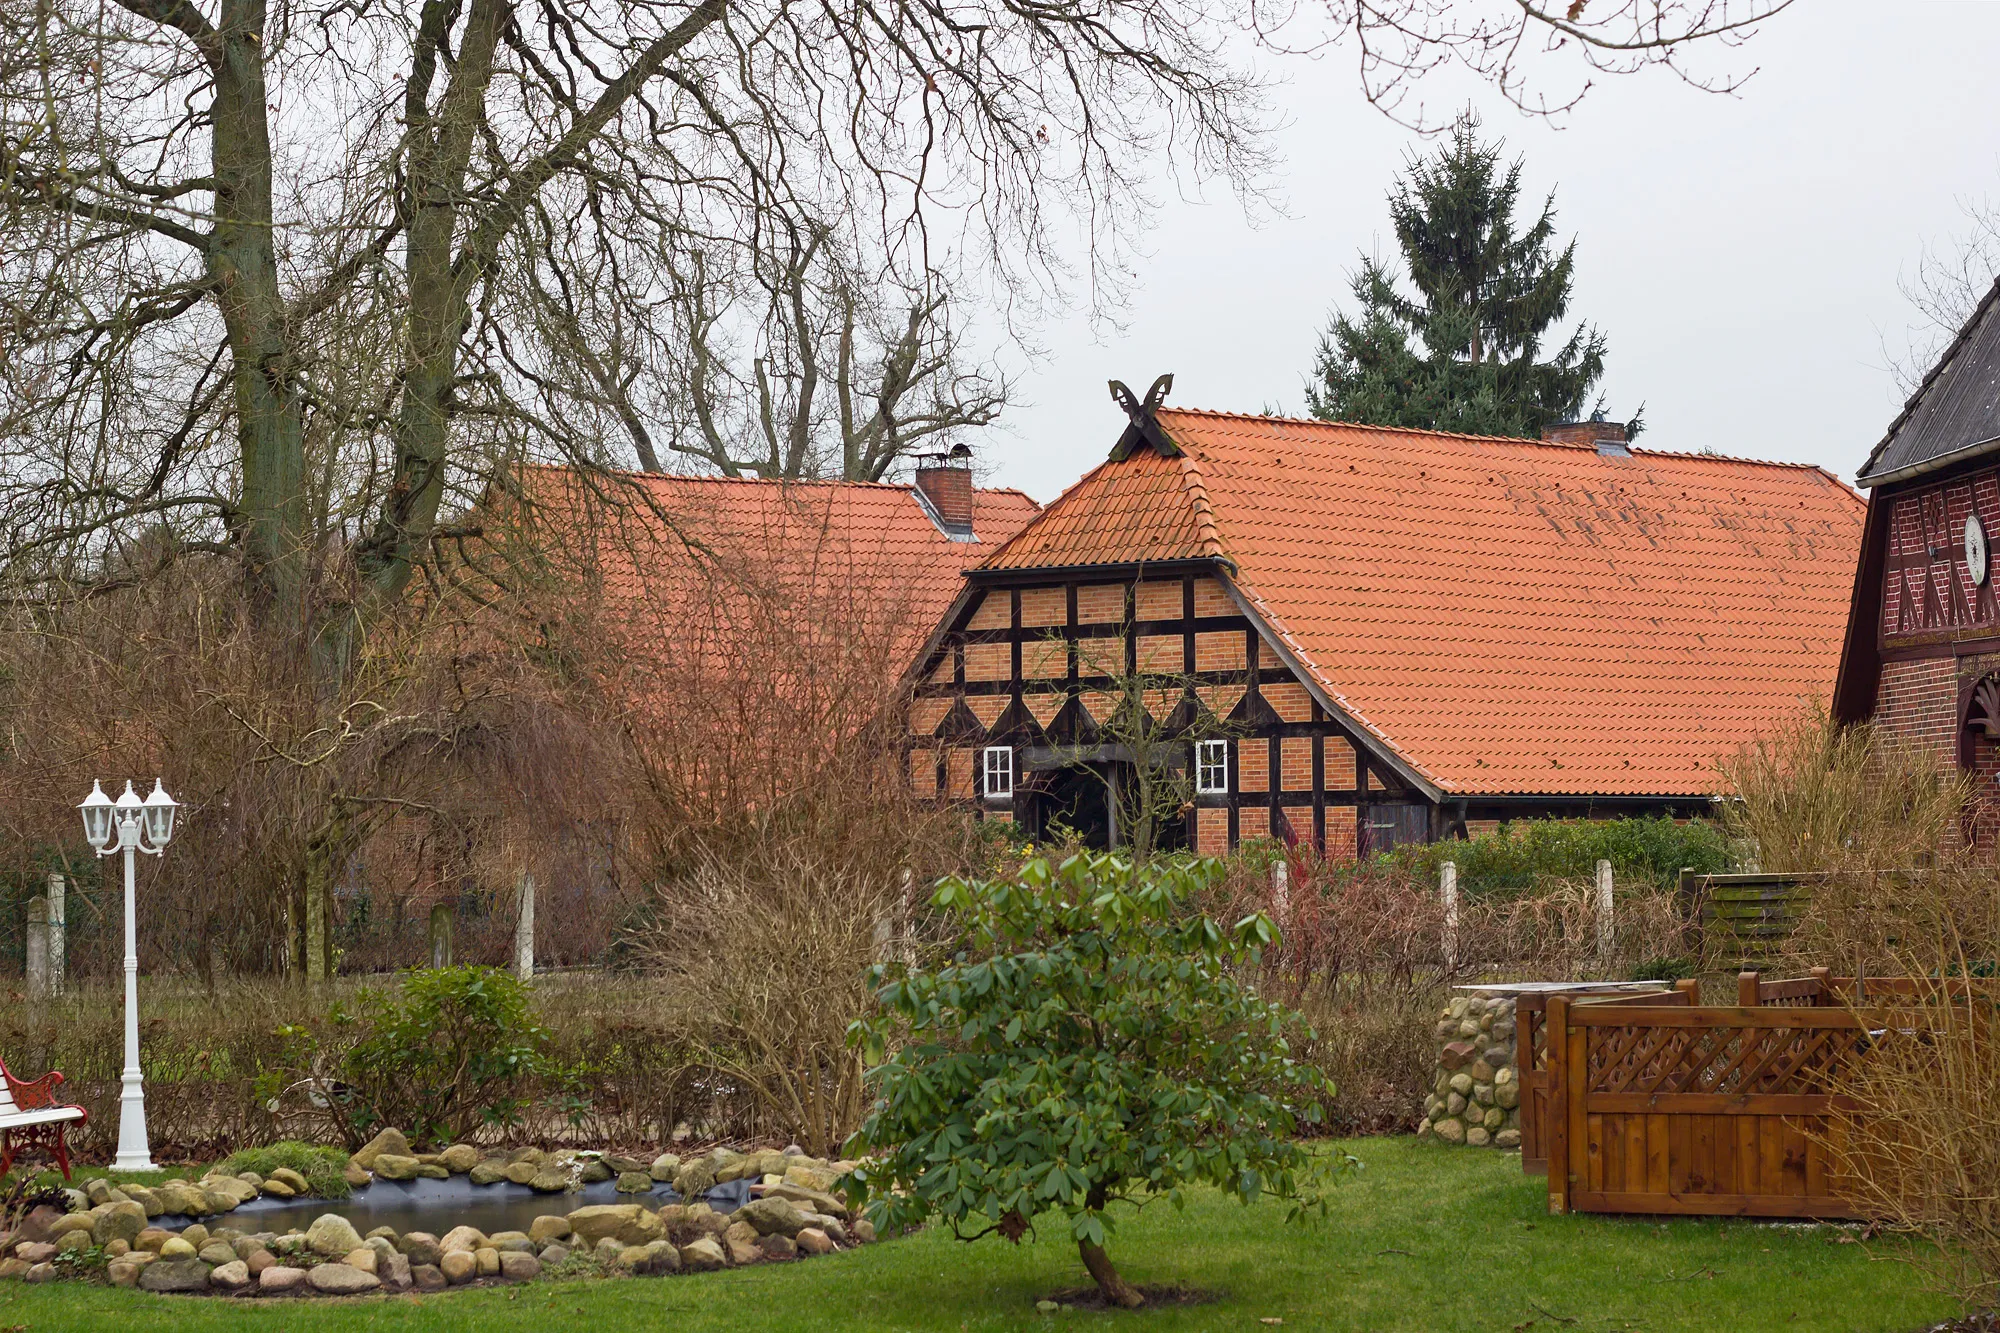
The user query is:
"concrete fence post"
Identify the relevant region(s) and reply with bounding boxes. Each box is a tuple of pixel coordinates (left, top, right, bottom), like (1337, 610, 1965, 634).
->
(429, 903, 455, 970)
(876, 869, 916, 965)
(46, 871, 64, 995)
(1271, 859, 1290, 921)
(1596, 859, 1616, 963)
(24, 895, 49, 999)
(515, 872, 536, 981)
(1441, 861, 1459, 973)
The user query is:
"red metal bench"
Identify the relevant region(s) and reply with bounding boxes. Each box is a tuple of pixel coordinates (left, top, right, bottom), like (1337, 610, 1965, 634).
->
(0, 1057, 86, 1180)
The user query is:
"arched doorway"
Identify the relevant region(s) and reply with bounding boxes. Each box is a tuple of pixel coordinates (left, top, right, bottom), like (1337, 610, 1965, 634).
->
(1960, 671, 2000, 844)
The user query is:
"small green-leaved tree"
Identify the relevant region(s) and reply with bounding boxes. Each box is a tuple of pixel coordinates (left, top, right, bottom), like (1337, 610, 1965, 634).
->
(845, 854, 1339, 1308)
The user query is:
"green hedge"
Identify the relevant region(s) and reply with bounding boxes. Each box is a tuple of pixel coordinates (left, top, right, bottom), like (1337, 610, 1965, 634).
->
(1380, 816, 1733, 897)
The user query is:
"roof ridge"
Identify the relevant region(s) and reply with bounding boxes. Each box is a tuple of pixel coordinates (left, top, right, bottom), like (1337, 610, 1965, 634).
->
(1156, 406, 1850, 476)
(1157, 405, 1536, 447)
(515, 460, 1024, 497)
(1175, 451, 1226, 560)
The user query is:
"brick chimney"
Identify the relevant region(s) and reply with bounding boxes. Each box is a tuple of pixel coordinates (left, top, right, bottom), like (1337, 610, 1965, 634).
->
(915, 447, 976, 538)
(1542, 419, 1629, 453)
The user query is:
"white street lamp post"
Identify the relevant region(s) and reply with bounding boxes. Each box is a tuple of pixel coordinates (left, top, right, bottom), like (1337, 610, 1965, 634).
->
(79, 778, 177, 1172)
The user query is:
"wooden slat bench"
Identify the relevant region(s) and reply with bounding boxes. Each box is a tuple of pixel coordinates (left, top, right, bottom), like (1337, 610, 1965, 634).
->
(0, 1058, 86, 1180)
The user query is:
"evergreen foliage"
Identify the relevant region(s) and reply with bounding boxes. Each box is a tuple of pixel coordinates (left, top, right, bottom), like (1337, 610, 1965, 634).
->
(1307, 114, 1624, 439)
(845, 854, 1338, 1308)
(338, 966, 550, 1146)
(1382, 816, 1732, 897)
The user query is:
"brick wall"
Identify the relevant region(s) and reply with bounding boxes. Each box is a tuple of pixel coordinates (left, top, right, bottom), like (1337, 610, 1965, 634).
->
(1263, 679, 1312, 722)
(1137, 634, 1180, 672)
(945, 748, 975, 798)
(1135, 580, 1181, 621)
(1024, 638, 1068, 679)
(1021, 587, 1066, 627)
(966, 591, 1010, 630)
(1196, 808, 1229, 854)
(1077, 584, 1123, 623)
(963, 641, 1009, 681)
(1280, 737, 1313, 791)
(1325, 806, 1357, 860)
(1875, 656, 1959, 771)
(1238, 738, 1268, 793)
(1195, 631, 1245, 672)
(1323, 739, 1356, 790)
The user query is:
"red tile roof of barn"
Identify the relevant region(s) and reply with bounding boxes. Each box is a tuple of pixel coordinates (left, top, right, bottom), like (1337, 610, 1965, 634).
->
(521, 466, 1040, 668)
(980, 409, 1865, 798)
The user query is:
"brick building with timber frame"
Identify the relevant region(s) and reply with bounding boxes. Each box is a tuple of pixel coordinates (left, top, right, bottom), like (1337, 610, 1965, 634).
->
(1835, 273, 2000, 813)
(910, 378, 1865, 859)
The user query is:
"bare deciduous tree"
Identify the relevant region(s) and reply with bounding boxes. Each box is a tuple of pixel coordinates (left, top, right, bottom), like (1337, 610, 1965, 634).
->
(1887, 196, 2000, 397)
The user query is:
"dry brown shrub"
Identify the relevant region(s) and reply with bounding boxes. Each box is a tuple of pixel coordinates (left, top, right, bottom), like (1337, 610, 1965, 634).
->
(1201, 851, 1691, 1134)
(1716, 707, 2000, 1310)
(1717, 704, 1969, 875)
(1817, 865, 2000, 1313)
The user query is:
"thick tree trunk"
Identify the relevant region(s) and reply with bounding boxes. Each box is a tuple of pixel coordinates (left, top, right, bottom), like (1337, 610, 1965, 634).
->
(1078, 1236, 1144, 1308)
(1080, 1184, 1144, 1307)
(211, 0, 309, 623)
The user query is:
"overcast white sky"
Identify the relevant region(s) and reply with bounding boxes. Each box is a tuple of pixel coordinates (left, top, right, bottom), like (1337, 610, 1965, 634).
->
(973, 1, 2000, 503)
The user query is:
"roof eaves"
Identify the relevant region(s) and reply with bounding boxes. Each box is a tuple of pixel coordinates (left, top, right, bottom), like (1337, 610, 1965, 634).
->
(1855, 432, 2000, 489)
(1216, 572, 1446, 803)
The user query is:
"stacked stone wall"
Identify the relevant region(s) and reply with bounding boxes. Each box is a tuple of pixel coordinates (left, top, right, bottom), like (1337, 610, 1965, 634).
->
(1417, 993, 1521, 1148)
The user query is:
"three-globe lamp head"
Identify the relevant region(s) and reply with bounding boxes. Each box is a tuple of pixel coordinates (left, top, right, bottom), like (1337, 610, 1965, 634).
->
(78, 778, 177, 852)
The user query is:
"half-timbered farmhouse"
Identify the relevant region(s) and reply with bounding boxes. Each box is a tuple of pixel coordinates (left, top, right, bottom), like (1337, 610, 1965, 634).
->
(910, 382, 1865, 858)
(1835, 275, 2000, 799)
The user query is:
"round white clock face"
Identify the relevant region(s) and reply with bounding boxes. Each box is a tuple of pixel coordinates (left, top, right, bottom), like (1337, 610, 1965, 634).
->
(1968, 513, 1990, 587)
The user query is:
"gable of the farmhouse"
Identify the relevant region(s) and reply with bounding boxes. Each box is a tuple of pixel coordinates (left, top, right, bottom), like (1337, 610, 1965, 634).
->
(1835, 275, 2000, 792)
(912, 395, 1865, 858)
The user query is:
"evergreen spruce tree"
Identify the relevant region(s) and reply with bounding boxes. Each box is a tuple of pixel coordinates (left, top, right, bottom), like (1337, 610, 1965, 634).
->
(1307, 114, 1630, 439)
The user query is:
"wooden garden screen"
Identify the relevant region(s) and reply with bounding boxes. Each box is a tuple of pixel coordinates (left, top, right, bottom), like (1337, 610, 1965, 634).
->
(1516, 983, 1693, 1176)
(1542, 992, 1865, 1218)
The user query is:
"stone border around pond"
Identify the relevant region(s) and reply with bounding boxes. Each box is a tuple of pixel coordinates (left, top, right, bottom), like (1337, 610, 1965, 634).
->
(0, 1129, 877, 1298)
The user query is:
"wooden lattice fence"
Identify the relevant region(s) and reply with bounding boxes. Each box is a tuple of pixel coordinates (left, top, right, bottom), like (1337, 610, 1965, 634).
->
(1540, 969, 1999, 1217)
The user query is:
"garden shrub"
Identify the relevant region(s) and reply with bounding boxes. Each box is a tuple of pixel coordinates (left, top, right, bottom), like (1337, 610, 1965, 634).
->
(214, 1141, 352, 1199)
(1381, 815, 1731, 897)
(337, 965, 549, 1146)
(847, 853, 1339, 1309)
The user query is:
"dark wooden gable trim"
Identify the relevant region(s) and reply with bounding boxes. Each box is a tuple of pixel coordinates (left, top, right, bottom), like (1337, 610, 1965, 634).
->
(1833, 486, 1891, 725)
(935, 697, 986, 741)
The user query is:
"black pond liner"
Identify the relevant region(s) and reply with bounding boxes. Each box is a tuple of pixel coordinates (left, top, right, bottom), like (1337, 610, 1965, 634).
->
(154, 1175, 753, 1240)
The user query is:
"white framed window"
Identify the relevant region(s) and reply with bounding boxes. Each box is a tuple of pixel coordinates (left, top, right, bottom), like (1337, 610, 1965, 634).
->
(982, 746, 1014, 799)
(1196, 739, 1229, 795)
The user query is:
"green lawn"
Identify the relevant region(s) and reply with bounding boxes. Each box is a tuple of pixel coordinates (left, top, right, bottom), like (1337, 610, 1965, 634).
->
(0, 1138, 1953, 1332)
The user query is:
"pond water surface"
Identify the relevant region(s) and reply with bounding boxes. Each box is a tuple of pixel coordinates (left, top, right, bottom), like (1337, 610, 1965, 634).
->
(158, 1175, 752, 1240)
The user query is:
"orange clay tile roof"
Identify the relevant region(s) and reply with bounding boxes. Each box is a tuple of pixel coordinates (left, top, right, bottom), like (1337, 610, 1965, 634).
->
(980, 409, 1866, 799)
(520, 465, 1039, 671)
